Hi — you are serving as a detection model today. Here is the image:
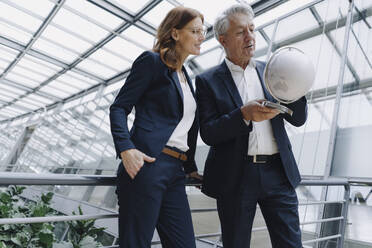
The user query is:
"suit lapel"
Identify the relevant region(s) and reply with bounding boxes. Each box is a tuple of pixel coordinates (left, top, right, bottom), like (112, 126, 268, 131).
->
(255, 61, 275, 102)
(170, 70, 184, 101)
(183, 67, 199, 118)
(217, 62, 243, 107)
(183, 67, 196, 99)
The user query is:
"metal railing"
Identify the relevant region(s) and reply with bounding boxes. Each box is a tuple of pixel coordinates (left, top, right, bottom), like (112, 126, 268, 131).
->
(0, 173, 350, 247)
(349, 179, 372, 203)
(194, 179, 350, 248)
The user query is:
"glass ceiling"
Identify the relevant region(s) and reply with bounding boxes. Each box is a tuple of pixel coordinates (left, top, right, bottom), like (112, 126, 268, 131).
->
(0, 0, 372, 180)
(2, 0, 369, 123)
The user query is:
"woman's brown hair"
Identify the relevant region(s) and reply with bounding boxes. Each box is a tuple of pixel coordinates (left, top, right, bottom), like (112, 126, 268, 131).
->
(153, 6, 204, 70)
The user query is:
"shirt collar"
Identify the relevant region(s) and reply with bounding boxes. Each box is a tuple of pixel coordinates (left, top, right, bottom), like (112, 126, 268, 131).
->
(225, 57, 256, 73)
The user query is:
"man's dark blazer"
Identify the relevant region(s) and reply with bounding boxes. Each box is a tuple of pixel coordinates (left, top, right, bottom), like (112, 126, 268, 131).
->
(110, 51, 198, 174)
(195, 60, 307, 199)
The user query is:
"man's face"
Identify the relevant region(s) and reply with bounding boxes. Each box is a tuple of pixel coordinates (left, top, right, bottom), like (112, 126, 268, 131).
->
(219, 13, 255, 67)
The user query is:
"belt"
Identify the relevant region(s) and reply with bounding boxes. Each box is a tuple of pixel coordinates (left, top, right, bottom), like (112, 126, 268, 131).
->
(162, 147, 187, 161)
(247, 153, 280, 164)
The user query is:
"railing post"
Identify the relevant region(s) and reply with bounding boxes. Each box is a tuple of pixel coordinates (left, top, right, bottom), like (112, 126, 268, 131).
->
(318, 0, 355, 246)
(337, 184, 350, 248)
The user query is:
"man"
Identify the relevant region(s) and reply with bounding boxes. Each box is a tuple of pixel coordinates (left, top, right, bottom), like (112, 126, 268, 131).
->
(196, 4, 307, 248)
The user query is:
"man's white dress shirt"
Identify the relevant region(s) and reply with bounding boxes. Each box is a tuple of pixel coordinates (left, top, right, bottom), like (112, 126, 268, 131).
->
(225, 58, 279, 155)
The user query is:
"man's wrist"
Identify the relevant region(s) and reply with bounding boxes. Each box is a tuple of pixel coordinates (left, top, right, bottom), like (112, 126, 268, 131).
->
(240, 106, 251, 122)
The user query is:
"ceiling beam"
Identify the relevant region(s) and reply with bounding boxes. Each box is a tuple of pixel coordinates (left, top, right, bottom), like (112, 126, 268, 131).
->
(255, 6, 372, 57)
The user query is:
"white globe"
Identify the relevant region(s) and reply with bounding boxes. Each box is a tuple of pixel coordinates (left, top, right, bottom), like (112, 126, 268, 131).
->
(264, 47, 315, 103)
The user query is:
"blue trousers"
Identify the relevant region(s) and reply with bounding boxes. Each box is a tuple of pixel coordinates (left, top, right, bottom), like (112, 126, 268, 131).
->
(116, 152, 196, 248)
(217, 156, 302, 248)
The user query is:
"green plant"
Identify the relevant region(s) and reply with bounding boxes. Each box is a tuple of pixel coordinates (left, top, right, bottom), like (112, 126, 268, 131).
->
(53, 206, 104, 248)
(0, 186, 106, 248)
(0, 186, 56, 248)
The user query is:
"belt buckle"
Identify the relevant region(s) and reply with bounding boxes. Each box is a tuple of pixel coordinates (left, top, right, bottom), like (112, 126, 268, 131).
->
(253, 155, 266, 164)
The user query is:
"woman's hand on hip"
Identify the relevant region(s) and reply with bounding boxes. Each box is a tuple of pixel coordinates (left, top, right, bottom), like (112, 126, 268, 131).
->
(120, 149, 156, 179)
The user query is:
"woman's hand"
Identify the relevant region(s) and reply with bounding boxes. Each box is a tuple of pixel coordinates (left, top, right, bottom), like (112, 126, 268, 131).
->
(120, 149, 156, 179)
(187, 171, 203, 189)
(188, 171, 203, 180)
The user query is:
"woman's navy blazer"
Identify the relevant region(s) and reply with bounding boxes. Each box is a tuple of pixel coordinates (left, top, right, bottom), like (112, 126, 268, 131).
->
(110, 51, 198, 174)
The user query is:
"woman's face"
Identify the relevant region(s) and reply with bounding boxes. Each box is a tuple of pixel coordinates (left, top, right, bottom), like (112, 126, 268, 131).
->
(175, 17, 205, 56)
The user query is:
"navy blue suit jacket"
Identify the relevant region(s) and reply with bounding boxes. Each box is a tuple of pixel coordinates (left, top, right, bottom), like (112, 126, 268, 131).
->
(110, 51, 198, 174)
(196, 60, 307, 199)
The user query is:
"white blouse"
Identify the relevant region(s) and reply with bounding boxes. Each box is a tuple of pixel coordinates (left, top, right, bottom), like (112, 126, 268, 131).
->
(166, 71, 197, 152)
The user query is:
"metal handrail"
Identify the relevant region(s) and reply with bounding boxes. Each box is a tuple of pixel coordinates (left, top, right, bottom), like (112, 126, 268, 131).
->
(0, 213, 118, 225)
(349, 179, 372, 203)
(0, 172, 348, 186)
(302, 234, 342, 245)
(0, 172, 116, 186)
(0, 209, 344, 226)
(348, 178, 372, 186)
(190, 200, 346, 214)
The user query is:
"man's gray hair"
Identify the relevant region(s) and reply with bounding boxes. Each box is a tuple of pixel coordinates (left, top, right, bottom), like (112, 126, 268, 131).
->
(213, 4, 254, 40)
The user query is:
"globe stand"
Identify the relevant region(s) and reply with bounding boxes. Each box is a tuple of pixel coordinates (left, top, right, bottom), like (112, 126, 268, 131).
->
(262, 100, 293, 116)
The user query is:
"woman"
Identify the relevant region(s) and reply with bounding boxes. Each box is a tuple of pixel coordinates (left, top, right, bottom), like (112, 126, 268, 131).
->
(109, 6, 205, 248)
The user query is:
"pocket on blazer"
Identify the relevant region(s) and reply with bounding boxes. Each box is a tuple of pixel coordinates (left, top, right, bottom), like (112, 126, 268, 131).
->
(133, 117, 154, 131)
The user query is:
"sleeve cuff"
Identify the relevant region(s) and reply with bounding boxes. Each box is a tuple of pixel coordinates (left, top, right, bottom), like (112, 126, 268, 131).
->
(115, 141, 136, 159)
(233, 108, 252, 133)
